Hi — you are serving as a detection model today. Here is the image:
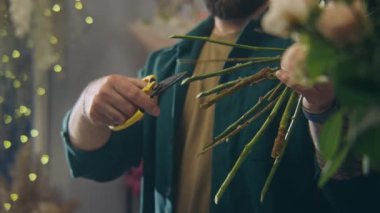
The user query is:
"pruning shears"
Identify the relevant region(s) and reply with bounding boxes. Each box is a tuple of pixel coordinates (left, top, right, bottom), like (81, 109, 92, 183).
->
(109, 72, 187, 131)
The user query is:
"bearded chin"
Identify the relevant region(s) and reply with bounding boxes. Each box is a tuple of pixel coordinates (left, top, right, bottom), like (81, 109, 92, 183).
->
(205, 0, 266, 20)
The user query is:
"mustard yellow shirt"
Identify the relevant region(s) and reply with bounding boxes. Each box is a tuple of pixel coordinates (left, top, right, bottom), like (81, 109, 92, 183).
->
(175, 28, 238, 213)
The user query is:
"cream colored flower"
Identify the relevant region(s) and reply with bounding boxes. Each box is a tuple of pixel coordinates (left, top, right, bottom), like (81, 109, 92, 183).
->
(317, 0, 369, 45)
(281, 43, 328, 87)
(9, 0, 34, 38)
(262, 0, 318, 38)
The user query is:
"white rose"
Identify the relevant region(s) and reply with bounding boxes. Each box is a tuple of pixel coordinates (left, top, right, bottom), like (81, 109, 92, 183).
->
(262, 0, 318, 38)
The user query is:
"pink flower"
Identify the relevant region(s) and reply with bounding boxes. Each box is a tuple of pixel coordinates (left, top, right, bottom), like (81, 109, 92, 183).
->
(125, 163, 143, 197)
(317, 0, 369, 45)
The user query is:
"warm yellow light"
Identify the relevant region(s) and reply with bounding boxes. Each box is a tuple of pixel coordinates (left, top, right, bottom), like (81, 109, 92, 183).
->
(19, 105, 28, 114)
(37, 87, 46, 96)
(49, 35, 58, 45)
(24, 108, 31, 116)
(40, 155, 50, 165)
(75, 1, 83, 10)
(85, 16, 94, 25)
(52, 4, 61, 12)
(20, 135, 29, 143)
(44, 9, 52, 17)
(3, 140, 12, 149)
(5, 70, 15, 79)
(31, 129, 40, 137)
(12, 50, 21, 59)
(13, 80, 21, 88)
(2, 54, 9, 63)
(10, 193, 19, 202)
(28, 173, 38, 182)
(4, 115, 12, 124)
(54, 64, 62, 73)
(3, 203, 11, 211)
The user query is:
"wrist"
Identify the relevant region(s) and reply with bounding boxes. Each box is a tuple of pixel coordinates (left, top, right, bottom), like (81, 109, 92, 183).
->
(302, 97, 335, 114)
(69, 102, 111, 151)
(302, 98, 339, 124)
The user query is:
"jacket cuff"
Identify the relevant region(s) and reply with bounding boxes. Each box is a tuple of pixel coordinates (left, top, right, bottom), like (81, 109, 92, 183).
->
(302, 99, 340, 124)
(60, 111, 116, 178)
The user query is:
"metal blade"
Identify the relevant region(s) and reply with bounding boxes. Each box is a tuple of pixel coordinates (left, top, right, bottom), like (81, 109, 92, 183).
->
(151, 72, 188, 97)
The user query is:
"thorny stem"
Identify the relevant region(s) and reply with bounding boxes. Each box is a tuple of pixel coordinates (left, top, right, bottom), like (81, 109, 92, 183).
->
(197, 79, 240, 98)
(170, 35, 286, 52)
(268, 82, 284, 101)
(200, 95, 280, 155)
(260, 93, 302, 203)
(182, 61, 254, 85)
(271, 92, 300, 158)
(178, 57, 278, 64)
(181, 57, 281, 85)
(201, 67, 276, 108)
(214, 87, 291, 204)
(211, 82, 282, 143)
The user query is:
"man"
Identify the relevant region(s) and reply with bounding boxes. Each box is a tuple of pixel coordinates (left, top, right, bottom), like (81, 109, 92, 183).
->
(62, 0, 331, 212)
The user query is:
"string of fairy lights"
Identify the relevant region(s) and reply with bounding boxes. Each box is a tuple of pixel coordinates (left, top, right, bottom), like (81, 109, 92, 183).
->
(0, 0, 93, 211)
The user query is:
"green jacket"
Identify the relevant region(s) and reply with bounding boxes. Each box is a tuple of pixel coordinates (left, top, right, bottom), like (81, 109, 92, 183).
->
(62, 18, 328, 213)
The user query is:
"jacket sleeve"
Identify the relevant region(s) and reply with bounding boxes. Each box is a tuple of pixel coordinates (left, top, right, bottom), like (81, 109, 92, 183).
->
(61, 111, 144, 182)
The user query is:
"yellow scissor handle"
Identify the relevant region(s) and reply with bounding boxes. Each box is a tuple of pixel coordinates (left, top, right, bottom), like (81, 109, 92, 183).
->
(109, 75, 156, 131)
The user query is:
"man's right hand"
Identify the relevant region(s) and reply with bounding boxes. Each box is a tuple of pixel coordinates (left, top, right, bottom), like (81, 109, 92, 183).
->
(68, 74, 160, 151)
(82, 75, 160, 127)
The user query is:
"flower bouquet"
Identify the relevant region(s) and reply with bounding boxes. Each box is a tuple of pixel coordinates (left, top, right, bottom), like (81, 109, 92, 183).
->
(263, 0, 380, 186)
(172, 0, 380, 204)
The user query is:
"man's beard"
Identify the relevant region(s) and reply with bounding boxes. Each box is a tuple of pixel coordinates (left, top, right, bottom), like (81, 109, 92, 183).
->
(205, 0, 266, 20)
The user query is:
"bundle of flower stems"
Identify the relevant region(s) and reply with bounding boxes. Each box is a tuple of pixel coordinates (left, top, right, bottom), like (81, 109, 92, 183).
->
(171, 35, 301, 204)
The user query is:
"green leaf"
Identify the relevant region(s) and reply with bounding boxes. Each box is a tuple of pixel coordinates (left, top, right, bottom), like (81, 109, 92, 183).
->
(319, 110, 344, 160)
(318, 143, 351, 187)
(304, 35, 337, 80)
(331, 51, 380, 108)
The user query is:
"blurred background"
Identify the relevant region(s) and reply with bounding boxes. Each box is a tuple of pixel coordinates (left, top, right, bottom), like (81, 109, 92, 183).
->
(0, 0, 206, 212)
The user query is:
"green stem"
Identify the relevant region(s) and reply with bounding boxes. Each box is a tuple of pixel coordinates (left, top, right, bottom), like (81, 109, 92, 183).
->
(214, 87, 291, 204)
(213, 82, 282, 142)
(170, 35, 286, 52)
(181, 57, 280, 85)
(271, 92, 300, 158)
(200, 83, 283, 155)
(182, 61, 254, 85)
(201, 67, 276, 108)
(197, 79, 240, 98)
(200, 95, 279, 155)
(260, 93, 301, 203)
(177, 57, 279, 64)
(268, 82, 284, 101)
